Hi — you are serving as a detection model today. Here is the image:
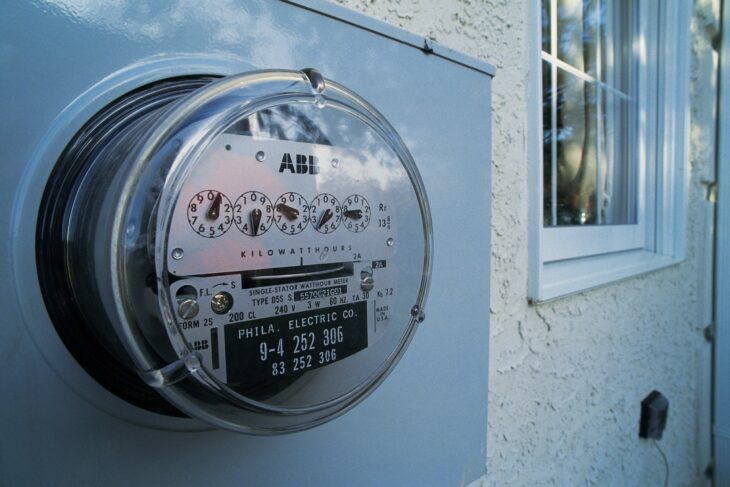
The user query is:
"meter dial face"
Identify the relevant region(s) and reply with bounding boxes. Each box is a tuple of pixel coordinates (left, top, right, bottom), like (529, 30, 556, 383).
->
(187, 190, 234, 238)
(274, 192, 310, 235)
(165, 131, 408, 406)
(234, 191, 274, 236)
(342, 194, 371, 233)
(310, 193, 342, 234)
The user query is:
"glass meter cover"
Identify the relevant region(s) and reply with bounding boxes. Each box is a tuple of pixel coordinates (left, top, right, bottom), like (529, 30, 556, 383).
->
(38, 70, 432, 433)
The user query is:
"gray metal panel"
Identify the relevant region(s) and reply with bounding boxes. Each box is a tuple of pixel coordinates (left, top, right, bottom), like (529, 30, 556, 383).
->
(0, 1, 492, 485)
(719, 434, 730, 487)
(716, 0, 730, 484)
(283, 0, 497, 77)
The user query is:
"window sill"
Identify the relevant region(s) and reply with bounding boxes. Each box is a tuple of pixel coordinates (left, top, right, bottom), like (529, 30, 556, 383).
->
(530, 249, 683, 303)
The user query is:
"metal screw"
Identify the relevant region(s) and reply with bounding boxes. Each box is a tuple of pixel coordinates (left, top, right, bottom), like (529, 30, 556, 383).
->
(386, 237, 395, 247)
(255, 150, 266, 162)
(360, 267, 374, 292)
(411, 305, 426, 323)
(178, 299, 199, 320)
(211, 291, 233, 315)
(361, 276, 374, 292)
(172, 248, 184, 260)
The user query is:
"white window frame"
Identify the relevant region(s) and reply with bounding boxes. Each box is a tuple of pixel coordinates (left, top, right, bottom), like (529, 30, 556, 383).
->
(528, 0, 691, 302)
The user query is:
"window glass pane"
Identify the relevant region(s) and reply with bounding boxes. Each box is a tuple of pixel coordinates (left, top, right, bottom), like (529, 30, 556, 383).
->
(543, 0, 637, 227)
(601, 92, 636, 224)
(599, 0, 632, 94)
(543, 60, 553, 225)
(556, 69, 598, 225)
(557, 0, 599, 75)
(542, 0, 551, 53)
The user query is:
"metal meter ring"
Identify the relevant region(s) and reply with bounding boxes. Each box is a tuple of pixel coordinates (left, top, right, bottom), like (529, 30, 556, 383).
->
(37, 75, 218, 417)
(40, 68, 432, 433)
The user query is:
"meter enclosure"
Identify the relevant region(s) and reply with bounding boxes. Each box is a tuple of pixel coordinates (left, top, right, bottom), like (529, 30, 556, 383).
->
(42, 69, 431, 433)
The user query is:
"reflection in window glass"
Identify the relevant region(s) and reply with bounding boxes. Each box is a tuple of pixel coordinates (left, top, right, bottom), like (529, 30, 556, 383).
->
(542, 0, 636, 226)
(601, 92, 635, 224)
(556, 72, 598, 225)
(557, 0, 599, 74)
(543, 60, 553, 225)
(542, 0, 551, 53)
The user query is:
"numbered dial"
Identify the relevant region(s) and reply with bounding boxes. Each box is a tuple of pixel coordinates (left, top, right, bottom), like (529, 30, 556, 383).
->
(310, 193, 342, 234)
(342, 194, 371, 233)
(274, 192, 310, 235)
(234, 191, 274, 236)
(187, 190, 234, 238)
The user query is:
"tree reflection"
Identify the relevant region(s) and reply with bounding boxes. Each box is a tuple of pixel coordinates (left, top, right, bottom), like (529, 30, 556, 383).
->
(543, 0, 634, 226)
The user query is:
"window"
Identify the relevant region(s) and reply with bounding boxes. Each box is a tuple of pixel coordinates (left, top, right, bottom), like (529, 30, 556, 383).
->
(529, 0, 691, 301)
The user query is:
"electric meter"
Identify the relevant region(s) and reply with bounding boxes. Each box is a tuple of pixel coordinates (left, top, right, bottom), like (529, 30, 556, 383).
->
(37, 69, 432, 433)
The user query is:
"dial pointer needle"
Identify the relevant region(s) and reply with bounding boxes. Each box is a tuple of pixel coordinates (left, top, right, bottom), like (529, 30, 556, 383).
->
(276, 203, 299, 221)
(344, 209, 363, 220)
(250, 208, 262, 236)
(207, 192, 222, 220)
(318, 208, 333, 229)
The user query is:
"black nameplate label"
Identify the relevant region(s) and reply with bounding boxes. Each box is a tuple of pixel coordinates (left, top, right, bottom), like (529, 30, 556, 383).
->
(224, 301, 368, 386)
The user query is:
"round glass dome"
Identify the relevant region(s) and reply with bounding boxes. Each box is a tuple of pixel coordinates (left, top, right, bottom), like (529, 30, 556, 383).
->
(39, 69, 432, 433)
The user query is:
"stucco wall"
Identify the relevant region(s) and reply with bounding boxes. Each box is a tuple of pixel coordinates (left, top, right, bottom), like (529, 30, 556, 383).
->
(335, 1, 717, 485)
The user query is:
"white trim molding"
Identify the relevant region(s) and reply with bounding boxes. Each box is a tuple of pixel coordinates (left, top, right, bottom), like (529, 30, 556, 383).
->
(528, 0, 691, 302)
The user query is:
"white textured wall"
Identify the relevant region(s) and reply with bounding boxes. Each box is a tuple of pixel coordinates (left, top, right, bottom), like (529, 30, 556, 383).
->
(335, 0, 717, 485)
